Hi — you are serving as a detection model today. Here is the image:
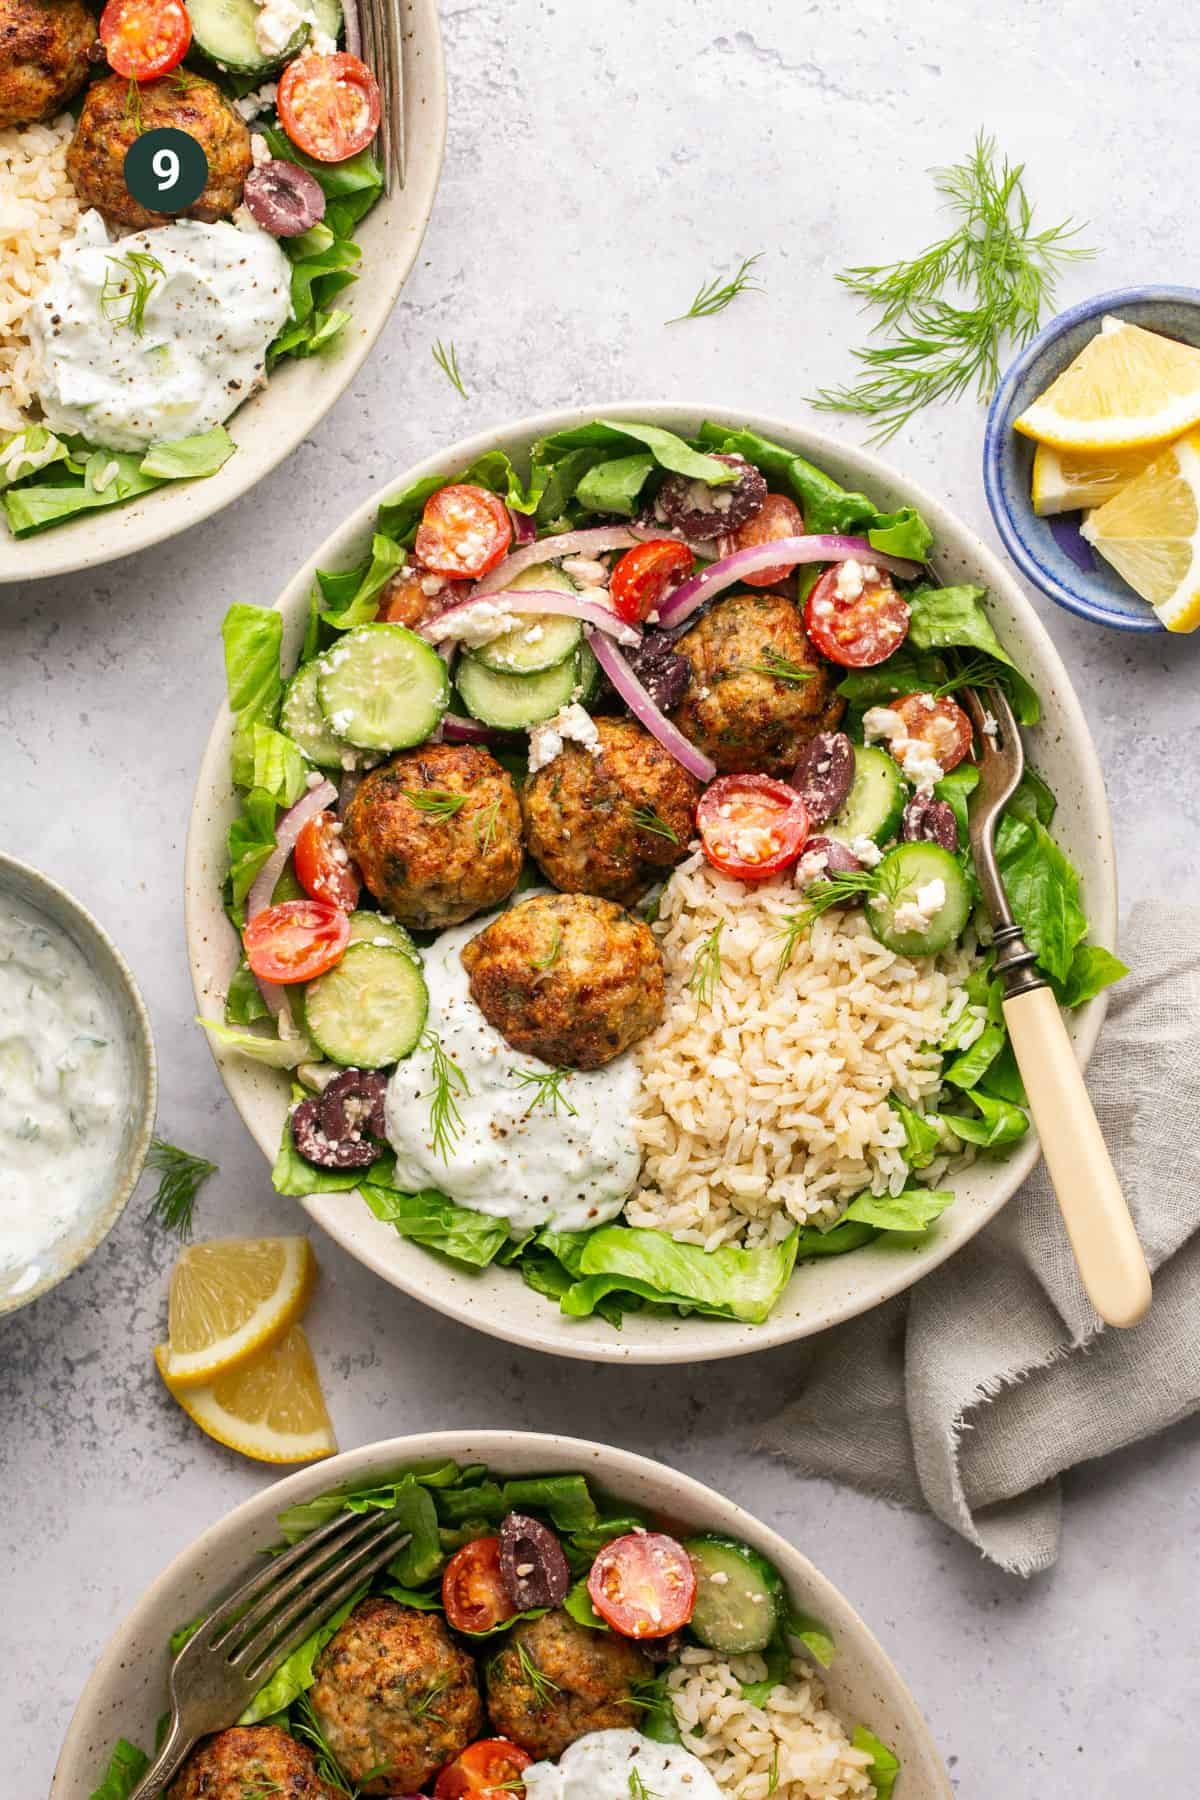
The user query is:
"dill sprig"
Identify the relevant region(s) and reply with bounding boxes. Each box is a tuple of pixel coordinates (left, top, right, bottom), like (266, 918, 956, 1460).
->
(668, 253, 764, 324)
(291, 1693, 356, 1796)
(530, 926, 562, 973)
(813, 134, 1093, 442)
(145, 1139, 217, 1240)
(123, 77, 145, 134)
(101, 250, 165, 335)
(473, 794, 502, 853)
(689, 922, 723, 1008)
(421, 1031, 470, 1162)
(631, 804, 680, 844)
(929, 651, 1016, 703)
(746, 649, 814, 686)
(628, 1770, 664, 1800)
(767, 1743, 780, 1797)
(775, 871, 881, 977)
(432, 339, 468, 397)
(410, 1672, 451, 1722)
(514, 1066, 578, 1118)
(516, 1640, 561, 1709)
(403, 787, 466, 822)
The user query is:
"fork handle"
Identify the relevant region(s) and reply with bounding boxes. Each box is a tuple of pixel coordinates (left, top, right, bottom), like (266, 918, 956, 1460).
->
(1002, 986, 1151, 1328)
(128, 1712, 197, 1799)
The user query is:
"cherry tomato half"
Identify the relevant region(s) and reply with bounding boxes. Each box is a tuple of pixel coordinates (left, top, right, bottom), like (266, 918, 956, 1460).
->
(610, 539, 694, 624)
(892, 692, 973, 774)
(803, 564, 910, 669)
(435, 1740, 534, 1800)
(244, 898, 349, 985)
(442, 1537, 517, 1635)
(587, 1531, 697, 1639)
(294, 811, 361, 911)
(99, 0, 191, 79)
(278, 51, 381, 163)
(727, 492, 805, 587)
(697, 775, 810, 881)
(415, 485, 513, 580)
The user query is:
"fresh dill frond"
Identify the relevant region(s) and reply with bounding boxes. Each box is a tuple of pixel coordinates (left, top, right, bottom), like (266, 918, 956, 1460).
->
(239, 1780, 284, 1800)
(775, 871, 881, 977)
(101, 250, 166, 335)
(516, 1640, 561, 1709)
(421, 1031, 470, 1162)
(668, 253, 764, 324)
(410, 1672, 451, 1721)
(813, 134, 1093, 441)
(432, 338, 468, 397)
(172, 67, 201, 91)
(929, 651, 1015, 703)
(631, 804, 680, 844)
(473, 794, 502, 853)
(145, 1139, 217, 1240)
(514, 1066, 578, 1118)
(403, 787, 467, 822)
(746, 648, 814, 686)
(689, 922, 723, 1008)
(123, 77, 145, 134)
(628, 1769, 664, 1800)
(767, 1742, 780, 1796)
(530, 926, 562, 973)
(291, 1693, 356, 1796)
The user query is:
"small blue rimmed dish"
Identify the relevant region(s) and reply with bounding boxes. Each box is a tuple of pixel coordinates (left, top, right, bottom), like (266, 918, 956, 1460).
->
(983, 285, 1200, 634)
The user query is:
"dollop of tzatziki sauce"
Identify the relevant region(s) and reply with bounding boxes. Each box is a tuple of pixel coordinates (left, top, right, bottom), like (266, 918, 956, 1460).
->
(524, 1731, 723, 1800)
(31, 210, 292, 451)
(0, 894, 133, 1295)
(384, 919, 641, 1234)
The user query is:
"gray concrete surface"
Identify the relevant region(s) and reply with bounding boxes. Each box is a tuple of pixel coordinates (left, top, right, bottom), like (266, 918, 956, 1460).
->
(4, 1, 1199, 1792)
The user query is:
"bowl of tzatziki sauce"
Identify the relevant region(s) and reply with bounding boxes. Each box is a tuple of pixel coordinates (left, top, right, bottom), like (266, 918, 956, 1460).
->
(0, 854, 156, 1315)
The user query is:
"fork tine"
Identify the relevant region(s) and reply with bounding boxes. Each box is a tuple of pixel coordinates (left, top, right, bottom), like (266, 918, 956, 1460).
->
(190, 1506, 378, 1653)
(364, 0, 391, 196)
(225, 1508, 409, 1662)
(385, 0, 406, 189)
(237, 1516, 413, 1682)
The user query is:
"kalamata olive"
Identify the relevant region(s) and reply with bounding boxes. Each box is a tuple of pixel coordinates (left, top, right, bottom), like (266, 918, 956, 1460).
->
(797, 835, 864, 885)
(654, 454, 768, 544)
(624, 630, 692, 713)
(902, 795, 959, 852)
(243, 159, 326, 237)
(291, 1094, 379, 1169)
(790, 731, 856, 825)
(320, 1067, 388, 1141)
(498, 1513, 570, 1610)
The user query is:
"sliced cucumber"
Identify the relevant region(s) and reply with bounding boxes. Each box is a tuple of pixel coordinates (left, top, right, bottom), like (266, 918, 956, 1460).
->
(316, 624, 449, 753)
(684, 1535, 782, 1654)
(575, 641, 601, 705)
(825, 744, 907, 846)
(189, 0, 342, 74)
(866, 843, 972, 957)
(456, 648, 592, 731)
(347, 909, 420, 963)
(305, 943, 427, 1067)
(474, 563, 583, 674)
(282, 661, 356, 771)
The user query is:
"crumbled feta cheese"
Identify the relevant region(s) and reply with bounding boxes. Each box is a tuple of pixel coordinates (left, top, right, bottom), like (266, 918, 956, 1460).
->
(253, 0, 308, 57)
(305, 769, 324, 790)
(796, 848, 829, 886)
(528, 725, 564, 772)
(560, 556, 609, 587)
(426, 599, 515, 648)
(92, 458, 120, 493)
(420, 573, 447, 596)
(249, 132, 272, 166)
(863, 705, 944, 794)
(848, 834, 884, 867)
(891, 878, 946, 935)
(982, 710, 999, 741)
(235, 81, 279, 121)
(527, 704, 600, 772)
(310, 26, 336, 53)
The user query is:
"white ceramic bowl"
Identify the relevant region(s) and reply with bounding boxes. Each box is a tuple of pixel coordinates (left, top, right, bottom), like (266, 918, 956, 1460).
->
(185, 404, 1117, 1363)
(0, 0, 445, 586)
(51, 1429, 952, 1799)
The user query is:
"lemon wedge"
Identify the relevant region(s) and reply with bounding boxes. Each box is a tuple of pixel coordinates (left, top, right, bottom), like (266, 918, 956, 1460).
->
(1030, 441, 1159, 516)
(1015, 317, 1200, 452)
(162, 1235, 317, 1387)
(1080, 431, 1200, 630)
(155, 1325, 337, 1463)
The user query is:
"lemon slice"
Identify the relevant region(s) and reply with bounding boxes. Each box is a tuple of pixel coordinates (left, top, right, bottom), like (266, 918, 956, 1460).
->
(1080, 431, 1200, 630)
(1030, 441, 1158, 516)
(1015, 317, 1200, 452)
(162, 1235, 317, 1387)
(155, 1326, 337, 1464)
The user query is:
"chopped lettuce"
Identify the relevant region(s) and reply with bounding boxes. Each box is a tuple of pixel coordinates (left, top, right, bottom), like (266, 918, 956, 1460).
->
(888, 1096, 941, 1169)
(231, 720, 310, 806)
(89, 1740, 151, 1800)
(905, 583, 1041, 724)
(852, 1726, 901, 1800)
(223, 603, 285, 735)
(4, 429, 235, 536)
(995, 812, 1088, 984)
(226, 786, 279, 917)
(198, 1017, 313, 1068)
(944, 1088, 1029, 1150)
(375, 447, 533, 544)
(261, 125, 382, 363)
(0, 423, 68, 489)
(359, 1180, 513, 1268)
(942, 1021, 1007, 1089)
(574, 451, 656, 515)
(1060, 942, 1128, 1007)
(239, 1585, 366, 1724)
(140, 425, 235, 480)
(318, 532, 407, 630)
(272, 1102, 393, 1194)
(786, 1605, 837, 1668)
(225, 959, 270, 1025)
(842, 1187, 954, 1232)
(558, 1224, 800, 1324)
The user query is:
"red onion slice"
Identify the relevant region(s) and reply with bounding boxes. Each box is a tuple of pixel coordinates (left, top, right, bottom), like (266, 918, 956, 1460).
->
(472, 526, 639, 596)
(246, 778, 338, 923)
(586, 627, 716, 782)
(509, 507, 539, 547)
(423, 587, 642, 649)
(442, 712, 507, 744)
(657, 535, 922, 629)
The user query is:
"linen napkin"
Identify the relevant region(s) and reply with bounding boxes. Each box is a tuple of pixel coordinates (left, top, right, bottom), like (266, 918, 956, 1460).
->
(760, 900, 1200, 1576)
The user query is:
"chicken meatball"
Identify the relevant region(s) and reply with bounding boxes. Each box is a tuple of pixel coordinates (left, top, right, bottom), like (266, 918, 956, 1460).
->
(486, 1610, 651, 1761)
(460, 891, 663, 1070)
(344, 743, 523, 931)
(522, 717, 700, 906)
(0, 0, 93, 130)
(670, 591, 844, 775)
(68, 74, 251, 230)
(309, 1599, 483, 1796)
(168, 1724, 338, 1800)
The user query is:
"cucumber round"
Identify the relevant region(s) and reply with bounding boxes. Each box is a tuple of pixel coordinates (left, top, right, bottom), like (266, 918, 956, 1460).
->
(866, 843, 972, 957)
(347, 910, 420, 963)
(574, 641, 601, 706)
(317, 624, 449, 753)
(281, 661, 357, 771)
(474, 563, 583, 674)
(456, 648, 592, 731)
(684, 1535, 782, 1654)
(305, 943, 428, 1068)
(825, 744, 907, 846)
(189, 0, 343, 73)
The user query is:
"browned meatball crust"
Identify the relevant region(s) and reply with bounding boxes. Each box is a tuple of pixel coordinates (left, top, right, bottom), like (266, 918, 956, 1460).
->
(310, 1599, 483, 1796)
(461, 891, 663, 1070)
(522, 717, 700, 906)
(67, 74, 251, 229)
(670, 591, 844, 775)
(344, 743, 524, 930)
(168, 1724, 339, 1800)
(0, 0, 92, 130)
(486, 1610, 651, 1761)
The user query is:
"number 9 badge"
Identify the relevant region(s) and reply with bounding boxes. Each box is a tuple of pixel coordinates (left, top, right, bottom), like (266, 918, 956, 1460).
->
(124, 126, 209, 213)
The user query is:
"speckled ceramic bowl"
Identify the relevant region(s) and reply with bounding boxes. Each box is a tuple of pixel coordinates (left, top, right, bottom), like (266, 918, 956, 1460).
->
(185, 404, 1117, 1363)
(0, 853, 157, 1315)
(983, 286, 1200, 632)
(50, 1430, 952, 1799)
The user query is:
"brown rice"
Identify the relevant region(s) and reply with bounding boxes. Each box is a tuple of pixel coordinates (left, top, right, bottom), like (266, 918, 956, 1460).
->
(0, 113, 81, 432)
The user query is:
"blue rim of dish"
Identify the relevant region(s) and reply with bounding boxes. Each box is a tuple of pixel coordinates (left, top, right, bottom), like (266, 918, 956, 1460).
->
(983, 284, 1200, 634)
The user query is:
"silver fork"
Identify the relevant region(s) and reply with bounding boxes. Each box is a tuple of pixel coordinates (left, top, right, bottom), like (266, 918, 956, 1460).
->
(358, 0, 406, 192)
(963, 682, 1151, 1328)
(128, 1506, 412, 1797)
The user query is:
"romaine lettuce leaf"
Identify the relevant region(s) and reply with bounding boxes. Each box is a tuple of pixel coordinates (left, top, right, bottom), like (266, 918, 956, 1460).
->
(994, 812, 1087, 984)
(226, 958, 271, 1025)
(943, 1021, 1007, 1089)
(574, 452, 656, 516)
(239, 1585, 366, 1723)
(785, 1605, 837, 1668)
(852, 1726, 901, 1800)
(1059, 942, 1128, 1007)
(231, 720, 309, 806)
(318, 532, 407, 629)
(905, 584, 1040, 724)
(359, 1180, 512, 1267)
(888, 1095, 941, 1168)
(89, 1740, 150, 1800)
(842, 1187, 954, 1231)
(559, 1224, 799, 1324)
(223, 604, 284, 733)
(0, 423, 68, 489)
(945, 1089, 1029, 1150)
(272, 1106, 393, 1194)
(198, 1017, 312, 1068)
(376, 448, 533, 543)
(226, 787, 279, 919)
(140, 425, 235, 480)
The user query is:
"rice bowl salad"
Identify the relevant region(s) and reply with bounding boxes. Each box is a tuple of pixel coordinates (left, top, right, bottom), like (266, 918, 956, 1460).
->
(200, 416, 1125, 1330)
